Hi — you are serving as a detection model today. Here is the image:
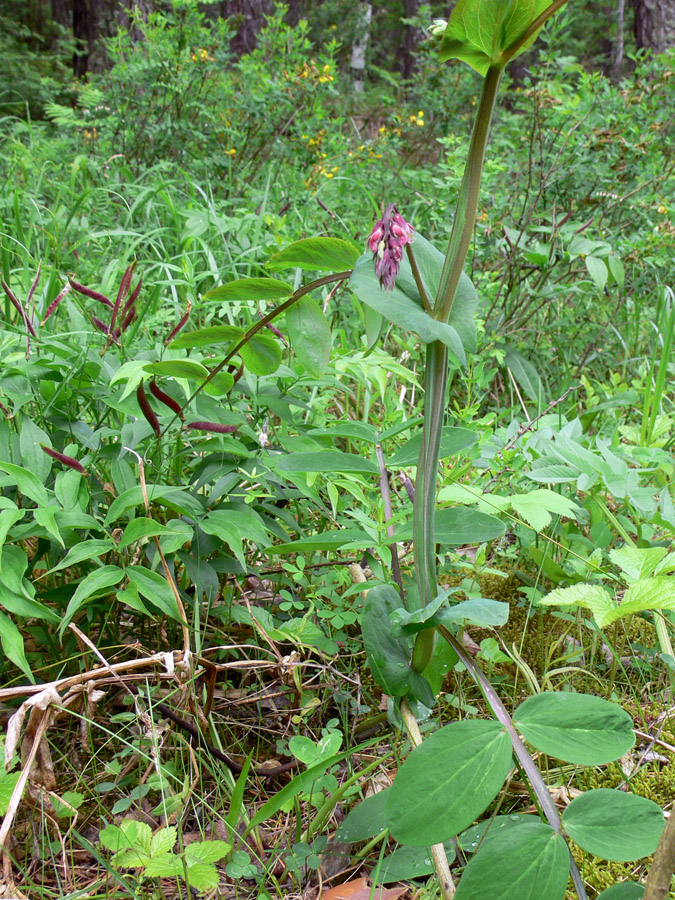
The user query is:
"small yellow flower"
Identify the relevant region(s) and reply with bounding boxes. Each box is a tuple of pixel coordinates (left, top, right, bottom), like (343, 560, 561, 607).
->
(658, 204, 668, 214)
(228, 148, 236, 157)
(379, 126, 387, 134)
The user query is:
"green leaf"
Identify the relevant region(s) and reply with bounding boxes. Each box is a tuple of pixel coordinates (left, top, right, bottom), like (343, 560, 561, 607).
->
(435, 597, 510, 628)
(539, 584, 616, 627)
(169, 324, 243, 349)
(185, 840, 231, 864)
(199, 512, 245, 568)
(19, 417, 52, 482)
(435, 507, 505, 545)
(336, 789, 390, 843)
(439, 0, 554, 75)
(44, 539, 115, 575)
(388, 426, 478, 467)
(183, 861, 220, 890)
(0, 610, 34, 682)
(505, 349, 543, 407)
(119, 518, 180, 550)
(513, 692, 635, 765)
(586, 256, 608, 292)
(609, 547, 668, 581)
(274, 450, 379, 476)
(457, 813, 539, 852)
(0, 770, 22, 816)
(266, 237, 360, 272)
(613, 577, 675, 623)
(266, 529, 369, 555)
(150, 826, 177, 857)
(60, 566, 125, 634)
(144, 359, 209, 379)
(204, 277, 293, 302)
(143, 855, 184, 877)
(126, 566, 182, 623)
(34, 504, 64, 546)
(454, 819, 569, 900)
(375, 841, 456, 884)
(349, 239, 476, 363)
(386, 720, 512, 845)
(511, 489, 580, 533)
(286, 296, 332, 378)
(0, 461, 50, 506)
(596, 884, 644, 900)
(239, 332, 282, 375)
(362, 583, 434, 705)
(105, 483, 205, 525)
(0, 507, 24, 549)
(562, 790, 665, 861)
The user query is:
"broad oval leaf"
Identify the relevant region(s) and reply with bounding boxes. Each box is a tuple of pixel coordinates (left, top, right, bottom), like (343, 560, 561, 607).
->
(239, 332, 282, 375)
(362, 583, 435, 706)
(562, 789, 665, 861)
(596, 884, 645, 900)
(513, 692, 635, 765)
(266, 237, 360, 272)
(336, 789, 390, 843)
(286, 296, 332, 378)
(375, 841, 456, 884)
(454, 819, 569, 900)
(204, 277, 294, 302)
(126, 566, 182, 623)
(386, 719, 512, 845)
(439, 0, 555, 75)
(435, 507, 505, 545)
(348, 232, 477, 362)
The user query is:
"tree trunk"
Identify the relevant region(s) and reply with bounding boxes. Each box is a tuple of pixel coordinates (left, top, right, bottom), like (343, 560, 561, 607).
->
(351, 0, 372, 94)
(633, 0, 675, 53)
(221, 0, 271, 57)
(73, 0, 93, 76)
(402, 0, 422, 79)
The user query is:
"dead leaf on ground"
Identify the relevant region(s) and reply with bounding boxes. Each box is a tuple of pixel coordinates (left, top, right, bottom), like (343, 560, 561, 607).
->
(320, 876, 406, 900)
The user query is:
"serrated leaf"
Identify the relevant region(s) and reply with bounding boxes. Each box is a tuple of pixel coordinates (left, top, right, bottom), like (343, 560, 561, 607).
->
(538, 584, 615, 627)
(513, 692, 635, 765)
(150, 827, 177, 857)
(143, 854, 184, 877)
(185, 840, 231, 864)
(511, 489, 580, 533)
(184, 861, 220, 890)
(386, 720, 512, 845)
(204, 277, 293, 302)
(609, 546, 668, 581)
(563, 789, 664, 861)
(266, 237, 360, 272)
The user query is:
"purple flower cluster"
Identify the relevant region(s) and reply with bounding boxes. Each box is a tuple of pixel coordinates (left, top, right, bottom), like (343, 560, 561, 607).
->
(368, 204, 414, 290)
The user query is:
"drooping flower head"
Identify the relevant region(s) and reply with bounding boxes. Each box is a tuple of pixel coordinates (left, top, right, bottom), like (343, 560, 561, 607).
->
(368, 204, 414, 291)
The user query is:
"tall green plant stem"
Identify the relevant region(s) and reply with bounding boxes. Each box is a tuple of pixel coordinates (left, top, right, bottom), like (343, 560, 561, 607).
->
(411, 66, 503, 673)
(434, 64, 502, 323)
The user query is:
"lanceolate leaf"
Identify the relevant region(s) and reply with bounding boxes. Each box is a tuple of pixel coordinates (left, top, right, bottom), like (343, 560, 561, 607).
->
(0, 610, 34, 682)
(60, 566, 125, 634)
(454, 819, 569, 900)
(386, 720, 512, 845)
(204, 277, 294, 302)
(513, 692, 635, 765)
(388, 426, 478, 467)
(266, 237, 360, 272)
(562, 790, 665, 861)
(274, 450, 379, 476)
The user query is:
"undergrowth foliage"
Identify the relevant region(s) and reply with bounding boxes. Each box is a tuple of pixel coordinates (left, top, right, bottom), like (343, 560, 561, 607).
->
(0, 1, 675, 899)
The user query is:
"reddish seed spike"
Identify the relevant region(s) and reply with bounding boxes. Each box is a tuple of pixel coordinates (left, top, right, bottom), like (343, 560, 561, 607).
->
(68, 277, 114, 309)
(41, 445, 87, 474)
(111, 265, 134, 331)
(165, 299, 192, 343)
(92, 316, 110, 335)
(119, 308, 137, 335)
(41, 282, 72, 325)
(149, 379, 185, 420)
(122, 277, 142, 316)
(185, 421, 239, 434)
(2, 280, 38, 338)
(137, 382, 161, 438)
(26, 262, 41, 312)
